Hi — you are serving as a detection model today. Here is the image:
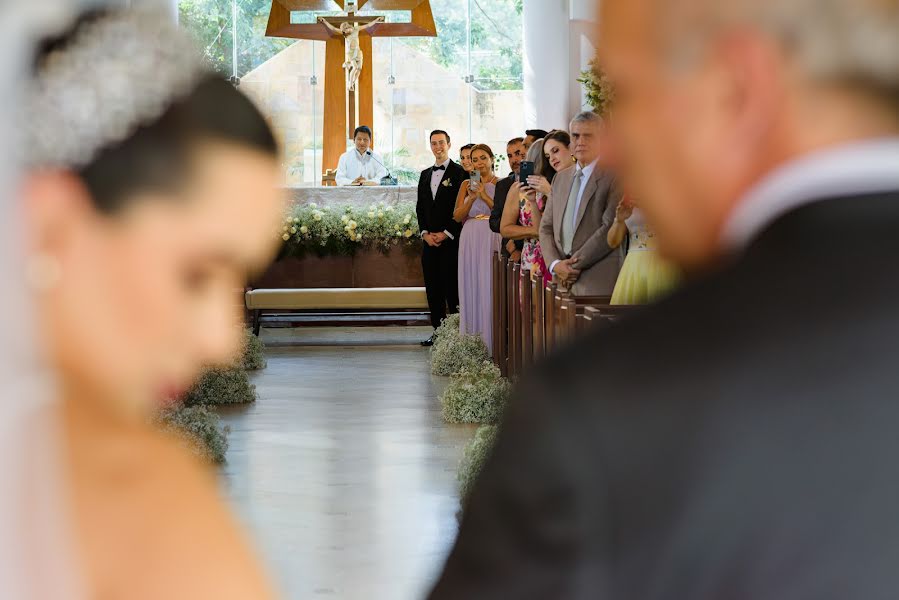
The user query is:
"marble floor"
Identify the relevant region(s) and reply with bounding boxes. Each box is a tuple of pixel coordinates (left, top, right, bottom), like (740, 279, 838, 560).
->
(217, 326, 476, 600)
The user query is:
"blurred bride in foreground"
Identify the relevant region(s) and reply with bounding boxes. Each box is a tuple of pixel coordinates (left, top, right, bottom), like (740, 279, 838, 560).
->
(3, 5, 284, 598)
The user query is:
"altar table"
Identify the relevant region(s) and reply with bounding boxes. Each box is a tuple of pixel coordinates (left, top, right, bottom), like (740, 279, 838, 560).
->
(255, 186, 425, 289)
(286, 185, 418, 208)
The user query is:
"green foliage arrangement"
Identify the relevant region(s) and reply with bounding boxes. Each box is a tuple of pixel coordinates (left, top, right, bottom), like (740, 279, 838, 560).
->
(577, 58, 616, 116)
(430, 314, 493, 377)
(241, 329, 267, 371)
(458, 424, 499, 508)
(183, 367, 257, 407)
(441, 360, 511, 424)
(156, 405, 230, 464)
(279, 201, 421, 257)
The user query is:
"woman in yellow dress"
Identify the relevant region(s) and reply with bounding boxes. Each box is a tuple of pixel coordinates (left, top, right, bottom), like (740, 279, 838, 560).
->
(608, 197, 679, 305)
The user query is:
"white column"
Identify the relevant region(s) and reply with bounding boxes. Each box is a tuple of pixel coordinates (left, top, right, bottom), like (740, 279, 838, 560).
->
(568, 0, 600, 117)
(523, 0, 570, 131)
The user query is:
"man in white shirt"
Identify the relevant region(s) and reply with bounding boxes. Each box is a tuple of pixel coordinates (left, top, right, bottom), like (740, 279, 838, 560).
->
(335, 125, 388, 186)
(539, 111, 623, 296)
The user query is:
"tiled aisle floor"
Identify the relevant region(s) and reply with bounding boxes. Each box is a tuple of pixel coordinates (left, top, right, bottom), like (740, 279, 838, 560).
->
(218, 327, 476, 599)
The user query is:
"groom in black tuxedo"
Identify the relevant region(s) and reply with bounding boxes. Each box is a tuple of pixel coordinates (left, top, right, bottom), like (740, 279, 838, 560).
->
(430, 0, 899, 597)
(417, 130, 466, 346)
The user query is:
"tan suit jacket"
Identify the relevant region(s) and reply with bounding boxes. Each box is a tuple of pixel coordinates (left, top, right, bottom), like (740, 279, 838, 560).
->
(539, 163, 624, 296)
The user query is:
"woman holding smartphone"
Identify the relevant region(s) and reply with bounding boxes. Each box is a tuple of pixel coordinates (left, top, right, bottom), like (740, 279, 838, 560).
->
(500, 139, 549, 282)
(500, 131, 575, 285)
(454, 144, 500, 353)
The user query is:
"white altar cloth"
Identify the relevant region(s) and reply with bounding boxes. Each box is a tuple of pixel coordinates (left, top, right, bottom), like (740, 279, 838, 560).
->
(287, 186, 418, 208)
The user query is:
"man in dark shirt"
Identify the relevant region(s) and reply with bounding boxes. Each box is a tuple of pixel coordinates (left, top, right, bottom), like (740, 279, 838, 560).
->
(488, 137, 525, 260)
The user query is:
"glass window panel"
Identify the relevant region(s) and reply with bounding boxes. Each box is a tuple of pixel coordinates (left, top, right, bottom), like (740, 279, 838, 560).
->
(240, 39, 324, 186)
(468, 0, 523, 177)
(179, 0, 234, 77)
(236, 1, 293, 77)
(374, 37, 471, 184)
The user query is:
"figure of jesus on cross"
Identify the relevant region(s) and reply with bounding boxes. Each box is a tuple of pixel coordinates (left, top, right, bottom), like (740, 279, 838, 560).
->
(318, 15, 384, 92)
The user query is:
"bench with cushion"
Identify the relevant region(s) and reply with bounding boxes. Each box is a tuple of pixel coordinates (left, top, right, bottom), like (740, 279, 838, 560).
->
(245, 287, 430, 335)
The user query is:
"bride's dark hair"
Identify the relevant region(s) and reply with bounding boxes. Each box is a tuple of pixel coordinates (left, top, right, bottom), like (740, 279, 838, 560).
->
(34, 10, 278, 215)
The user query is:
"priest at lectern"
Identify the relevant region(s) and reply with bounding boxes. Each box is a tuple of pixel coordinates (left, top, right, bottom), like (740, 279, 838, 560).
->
(335, 125, 388, 186)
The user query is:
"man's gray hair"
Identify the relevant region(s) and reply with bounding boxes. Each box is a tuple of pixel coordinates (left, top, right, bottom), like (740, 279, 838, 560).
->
(656, 0, 899, 104)
(570, 111, 604, 128)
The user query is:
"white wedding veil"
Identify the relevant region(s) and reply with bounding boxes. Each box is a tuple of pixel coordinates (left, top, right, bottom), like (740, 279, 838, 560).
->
(0, 1, 138, 597)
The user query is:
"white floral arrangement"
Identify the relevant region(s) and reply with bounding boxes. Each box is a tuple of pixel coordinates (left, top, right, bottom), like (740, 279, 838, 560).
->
(430, 314, 491, 376)
(457, 424, 499, 509)
(278, 201, 420, 256)
(440, 360, 511, 424)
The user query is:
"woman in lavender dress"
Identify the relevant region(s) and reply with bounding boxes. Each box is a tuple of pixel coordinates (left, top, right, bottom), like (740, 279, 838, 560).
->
(454, 144, 501, 353)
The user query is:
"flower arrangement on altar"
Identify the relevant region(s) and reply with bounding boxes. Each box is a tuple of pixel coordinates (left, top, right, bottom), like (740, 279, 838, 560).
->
(278, 201, 421, 257)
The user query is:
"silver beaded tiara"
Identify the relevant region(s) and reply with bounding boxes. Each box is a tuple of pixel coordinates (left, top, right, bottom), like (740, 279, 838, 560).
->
(25, 9, 210, 170)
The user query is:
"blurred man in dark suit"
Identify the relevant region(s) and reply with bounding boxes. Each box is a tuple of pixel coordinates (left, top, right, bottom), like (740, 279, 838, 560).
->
(430, 0, 899, 597)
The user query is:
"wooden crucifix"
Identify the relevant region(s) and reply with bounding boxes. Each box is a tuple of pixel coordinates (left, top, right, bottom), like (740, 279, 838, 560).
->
(266, 1, 437, 176)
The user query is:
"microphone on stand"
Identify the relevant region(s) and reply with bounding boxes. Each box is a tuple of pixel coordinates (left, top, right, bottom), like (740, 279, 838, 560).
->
(366, 150, 398, 186)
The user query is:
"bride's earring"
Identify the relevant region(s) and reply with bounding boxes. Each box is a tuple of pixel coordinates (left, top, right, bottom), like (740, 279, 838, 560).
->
(26, 253, 61, 291)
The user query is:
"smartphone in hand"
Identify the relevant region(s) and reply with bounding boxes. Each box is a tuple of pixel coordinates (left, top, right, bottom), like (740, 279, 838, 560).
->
(518, 161, 535, 183)
(470, 170, 481, 184)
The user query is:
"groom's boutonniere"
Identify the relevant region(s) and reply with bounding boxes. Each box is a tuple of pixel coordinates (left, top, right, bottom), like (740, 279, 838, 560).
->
(441, 179, 451, 187)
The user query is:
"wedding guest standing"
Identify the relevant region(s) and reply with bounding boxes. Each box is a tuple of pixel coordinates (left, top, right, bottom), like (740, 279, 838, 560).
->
(607, 199, 679, 304)
(500, 139, 550, 282)
(539, 111, 623, 295)
(417, 130, 466, 346)
(335, 125, 387, 185)
(454, 144, 501, 353)
(523, 129, 549, 153)
(459, 143, 475, 173)
(488, 137, 525, 260)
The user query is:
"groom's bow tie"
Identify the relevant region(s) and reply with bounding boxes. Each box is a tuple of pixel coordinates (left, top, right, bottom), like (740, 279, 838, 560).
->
(433, 164, 446, 171)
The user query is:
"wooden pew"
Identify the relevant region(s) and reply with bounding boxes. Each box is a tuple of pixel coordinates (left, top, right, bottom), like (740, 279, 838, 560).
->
(493, 253, 510, 376)
(544, 281, 559, 353)
(508, 261, 521, 377)
(520, 267, 534, 369)
(492, 252, 502, 363)
(531, 269, 544, 362)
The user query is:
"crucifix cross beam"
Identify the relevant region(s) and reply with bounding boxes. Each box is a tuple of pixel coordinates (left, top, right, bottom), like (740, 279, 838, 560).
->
(266, 0, 436, 178)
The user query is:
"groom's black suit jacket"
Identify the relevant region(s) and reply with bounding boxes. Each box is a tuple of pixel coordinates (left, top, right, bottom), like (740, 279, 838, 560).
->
(430, 190, 899, 599)
(417, 161, 466, 240)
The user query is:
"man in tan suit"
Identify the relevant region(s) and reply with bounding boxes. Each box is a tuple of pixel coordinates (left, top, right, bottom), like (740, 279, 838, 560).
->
(539, 111, 623, 296)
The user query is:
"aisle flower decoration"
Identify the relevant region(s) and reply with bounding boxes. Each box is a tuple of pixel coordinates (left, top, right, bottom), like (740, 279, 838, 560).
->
(155, 405, 230, 464)
(241, 329, 267, 371)
(440, 360, 511, 424)
(182, 366, 257, 407)
(429, 314, 492, 376)
(279, 201, 421, 257)
(457, 424, 499, 509)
